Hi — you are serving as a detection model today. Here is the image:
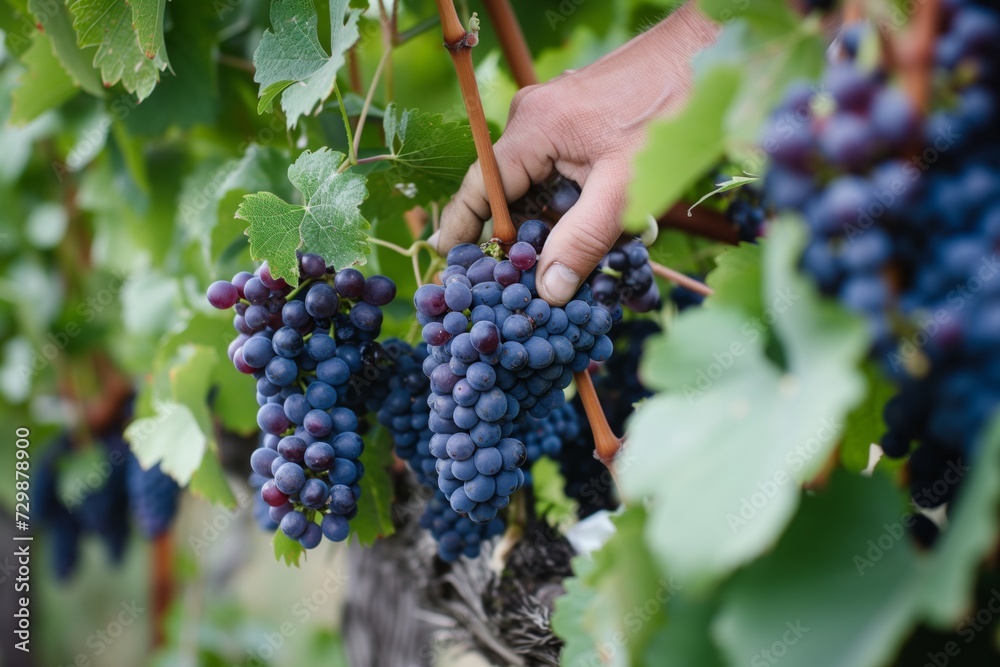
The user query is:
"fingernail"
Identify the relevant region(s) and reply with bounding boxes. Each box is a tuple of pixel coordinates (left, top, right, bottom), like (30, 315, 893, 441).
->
(427, 231, 441, 252)
(541, 263, 580, 305)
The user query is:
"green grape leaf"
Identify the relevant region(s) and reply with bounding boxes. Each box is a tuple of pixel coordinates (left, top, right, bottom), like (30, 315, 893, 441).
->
(697, 0, 800, 39)
(552, 556, 601, 667)
(841, 363, 896, 473)
(10, 32, 78, 123)
(916, 417, 1000, 625)
(625, 67, 740, 231)
(530, 457, 577, 528)
(124, 401, 207, 484)
(178, 145, 292, 271)
(253, 0, 361, 129)
(147, 313, 259, 435)
(69, 0, 168, 101)
(126, 344, 221, 487)
(168, 344, 216, 433)
(363, 104, 478, 223)
(236, 148, 371, 286)
(189, 448, 237, 508)
(714, 472, 921, 667)
(693, 15, 826, 167)
(553, 507, 671, 666)
(122, 0, 220, 136)
(129, 0, 168, 62)
(622, 218, 868, 586)
(716, 441, 1000, 666)
(641, 596, 726, 667)
(350, 426, 396, 546)
(704, 241, 763, 316)
(274, 531, 305, 567)
(27, 0, 104, 96)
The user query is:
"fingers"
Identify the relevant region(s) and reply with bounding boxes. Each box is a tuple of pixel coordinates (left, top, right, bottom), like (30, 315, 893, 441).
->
(437, 95, 558, 253)
(535, 162, 626, 306)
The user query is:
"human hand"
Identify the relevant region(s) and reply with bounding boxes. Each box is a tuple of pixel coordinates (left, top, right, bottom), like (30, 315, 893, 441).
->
(433, 3, 718, 305)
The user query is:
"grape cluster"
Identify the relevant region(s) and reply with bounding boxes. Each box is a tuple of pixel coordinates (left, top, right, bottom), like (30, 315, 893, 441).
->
(762, 2, 1000, 507)
(513, 402, 581, 485)
(373, 340, 508, 561)
(670, 277, 707, 312)
(415, 220, 615, 521)
(725, 182, 769, 242)
(209, 253, 398, 548)
(35, 434, 137, 580)
(591, 239, 660, 313)
(125, 456, 181, 539)
(419, 490, 505, 563)
(375, 340, 436, 486)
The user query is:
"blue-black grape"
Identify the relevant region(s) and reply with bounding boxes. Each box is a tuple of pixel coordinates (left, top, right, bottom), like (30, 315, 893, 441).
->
(417, 226, 614, 520)
(210, 254, 399, 548)
(126, 455, 181, 539)
(760, 3, 1000, 520)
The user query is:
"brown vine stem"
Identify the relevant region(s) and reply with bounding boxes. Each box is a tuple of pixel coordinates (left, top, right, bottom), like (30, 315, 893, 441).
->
(152, 533, 174, 648)
(898, 0, 939, 115)
(483, 0, 537, 87)
(650, 261, 715, 297)
(573, 370, 623, 465)
(434, 0, 517, 244)
(658, 202, 739, 245)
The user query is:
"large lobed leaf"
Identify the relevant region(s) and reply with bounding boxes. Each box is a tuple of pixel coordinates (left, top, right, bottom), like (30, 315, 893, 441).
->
(253, 0, 361, 129)
(10, 32, 78, 123)
(69, 0, 168, 101)
(236, 148, 371, 286)
(27, 0, 104, 96)
(621, 218, 869, 586)
(363, 103, 478, 223)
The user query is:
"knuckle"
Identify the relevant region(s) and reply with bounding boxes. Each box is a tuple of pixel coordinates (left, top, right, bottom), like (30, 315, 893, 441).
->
(509, 84, 544, 117)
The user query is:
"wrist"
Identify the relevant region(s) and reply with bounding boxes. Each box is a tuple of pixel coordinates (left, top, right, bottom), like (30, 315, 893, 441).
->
(640, 3, 720, 115)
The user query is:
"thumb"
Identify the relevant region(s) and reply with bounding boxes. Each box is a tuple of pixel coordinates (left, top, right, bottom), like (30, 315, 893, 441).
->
(437, 122, 557, 254)
(535, 163, 626, 306)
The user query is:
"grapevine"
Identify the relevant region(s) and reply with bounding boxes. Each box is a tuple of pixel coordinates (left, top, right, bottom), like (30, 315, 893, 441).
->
(7, 0, 1000, 665)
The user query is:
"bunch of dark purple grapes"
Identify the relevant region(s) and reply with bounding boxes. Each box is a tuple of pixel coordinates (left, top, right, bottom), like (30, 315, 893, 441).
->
(35, 434, 137, 580)
(670, 278, 707, 312)
(208, 253, 397, 549)
(375, 340, 510, 561)
(725, 182, 770, 242)
(762, 1, 1000, 511)
(376, 339, 436, 487)
(414, 220, 614, 521)
(125, 456, 181, 539)
(419, 490, 505, 562)
(590, 239, 660, 313)
(513, 402, 580, 485)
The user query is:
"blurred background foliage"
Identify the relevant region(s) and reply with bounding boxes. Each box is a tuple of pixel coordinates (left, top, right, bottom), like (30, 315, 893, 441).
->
(0, 1, 675, 665)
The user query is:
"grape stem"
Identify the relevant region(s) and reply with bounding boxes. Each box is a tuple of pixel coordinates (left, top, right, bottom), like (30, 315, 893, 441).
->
(284, 277, 318, 301)
(366, 236, 441, 287)
(898, 0, 939, 115)
(151, 533, 174, 648)
(352, 46, 393, 159)
(333, 83, 357, 167)
(482, 0, 537, 87)
(573, 370, 623, 465)
(649, 261, 714, 297)
(395, 15, 441, 45)
(434, 0, 517, 244)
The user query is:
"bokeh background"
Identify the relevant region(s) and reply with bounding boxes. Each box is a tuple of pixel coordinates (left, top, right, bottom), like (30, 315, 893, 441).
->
(0, 1, 675, 665)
